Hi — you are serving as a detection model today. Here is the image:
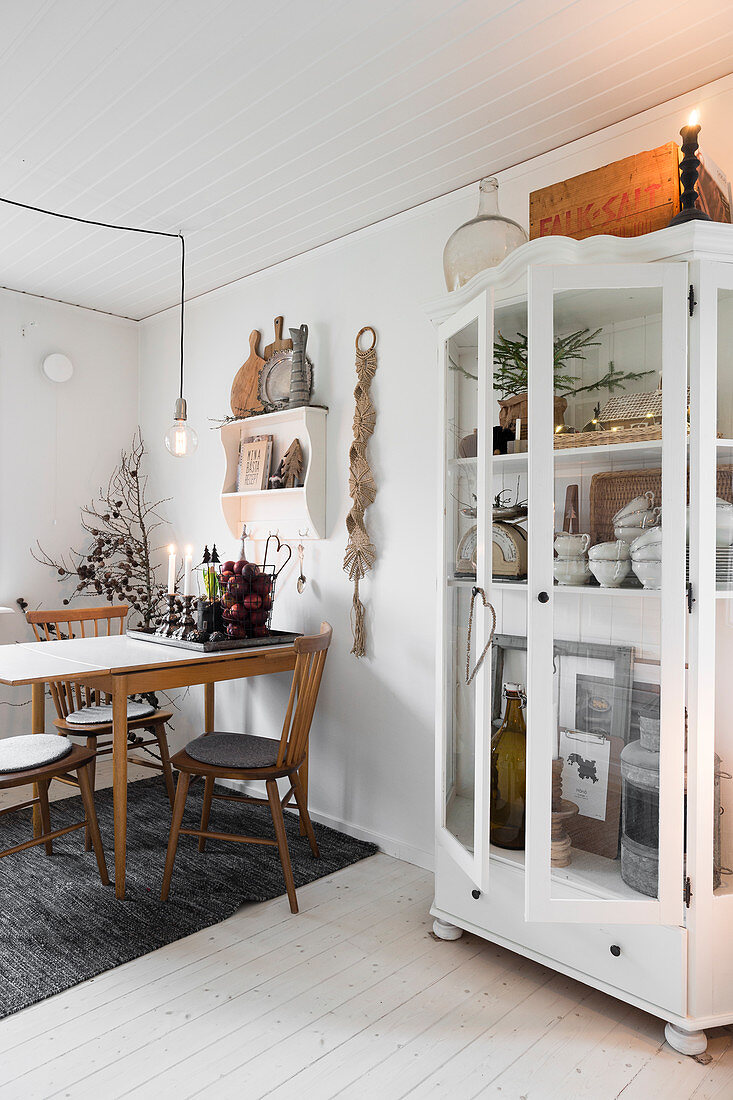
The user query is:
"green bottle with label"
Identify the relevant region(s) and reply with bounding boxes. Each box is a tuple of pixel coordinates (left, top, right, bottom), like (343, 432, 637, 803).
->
(490, 683, 527, 850)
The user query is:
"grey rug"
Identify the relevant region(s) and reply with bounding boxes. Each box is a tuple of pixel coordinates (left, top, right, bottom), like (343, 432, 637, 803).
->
(0, 776, 377, 1019)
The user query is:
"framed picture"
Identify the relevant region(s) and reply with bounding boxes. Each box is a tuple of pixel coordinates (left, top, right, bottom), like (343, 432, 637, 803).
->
(491, 634, 635, 859)
(490, 634, 634, 738)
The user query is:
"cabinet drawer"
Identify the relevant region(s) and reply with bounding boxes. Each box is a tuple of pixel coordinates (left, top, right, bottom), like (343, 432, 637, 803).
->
(434, 847, 687, 1016)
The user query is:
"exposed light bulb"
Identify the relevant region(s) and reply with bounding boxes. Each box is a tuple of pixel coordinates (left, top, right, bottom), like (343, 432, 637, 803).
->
(164, 397, 198, 458)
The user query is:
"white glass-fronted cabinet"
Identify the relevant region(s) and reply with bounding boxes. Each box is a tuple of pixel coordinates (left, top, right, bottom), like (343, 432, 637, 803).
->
(427, 223, 733, 1054)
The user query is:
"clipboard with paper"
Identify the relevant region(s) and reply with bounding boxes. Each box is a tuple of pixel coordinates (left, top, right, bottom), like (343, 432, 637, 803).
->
(559, 728, 623, 859)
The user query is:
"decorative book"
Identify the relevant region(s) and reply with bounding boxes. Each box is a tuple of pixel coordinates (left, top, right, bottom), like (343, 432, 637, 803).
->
(237, 434, 272, 491)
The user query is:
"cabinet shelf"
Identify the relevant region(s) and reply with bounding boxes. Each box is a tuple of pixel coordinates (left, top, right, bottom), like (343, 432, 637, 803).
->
(221, 487, 302, 500)
(451, 438, 666, 476)
(446, 794, 642, 903)
(447, 576, 659, 596)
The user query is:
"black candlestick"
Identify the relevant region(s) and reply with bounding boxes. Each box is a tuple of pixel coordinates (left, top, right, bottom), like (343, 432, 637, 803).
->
(669, 116, 711, 227)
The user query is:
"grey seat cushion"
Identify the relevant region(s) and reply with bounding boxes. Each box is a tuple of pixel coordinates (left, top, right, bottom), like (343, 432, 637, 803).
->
(0, 734, 74, 774)
(65, 700, 156, 726)
(185, 732, 281, 770)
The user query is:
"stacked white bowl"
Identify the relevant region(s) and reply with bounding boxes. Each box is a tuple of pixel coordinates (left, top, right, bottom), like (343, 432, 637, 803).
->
(630, 526, 662, 588)
(613, 491, 660, 546)
(588, 539, 631, 587)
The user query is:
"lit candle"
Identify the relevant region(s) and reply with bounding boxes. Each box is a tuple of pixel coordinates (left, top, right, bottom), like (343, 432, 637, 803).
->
(167, 545, 176, 594)
(669, 109, 711, 226)
(183, 545, 193, 597)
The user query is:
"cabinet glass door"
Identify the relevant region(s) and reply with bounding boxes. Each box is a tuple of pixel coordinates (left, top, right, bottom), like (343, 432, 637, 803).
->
(526, 263, 688, 924)
(688, 262, 733, 987)
(437, 293, 493, 889)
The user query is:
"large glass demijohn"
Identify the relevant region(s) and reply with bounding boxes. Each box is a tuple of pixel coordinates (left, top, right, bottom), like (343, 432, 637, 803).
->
(443, 177, 528, 291)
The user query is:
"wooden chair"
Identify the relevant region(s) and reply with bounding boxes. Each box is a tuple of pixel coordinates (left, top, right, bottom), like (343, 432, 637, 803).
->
(26, 606, 176, 842)
(0, 737, 108, 884)
(161, 622, 332, 913)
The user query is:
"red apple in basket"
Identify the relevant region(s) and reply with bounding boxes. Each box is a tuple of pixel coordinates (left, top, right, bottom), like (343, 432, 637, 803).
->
(252, 572, 271, 594)
(223, 560, 235, 573)
(249, 610, 267, 626)
(229, 603, 244, 619)
(242, 593, 262, 610)
(227, 624, 246, 639)
(242, 561, 257, 580)
(252, 624, 268, 637)
(233, 560, 244, 575)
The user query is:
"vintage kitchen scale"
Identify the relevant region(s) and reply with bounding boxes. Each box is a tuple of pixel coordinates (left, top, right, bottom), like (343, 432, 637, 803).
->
(454, 487, 528, 580)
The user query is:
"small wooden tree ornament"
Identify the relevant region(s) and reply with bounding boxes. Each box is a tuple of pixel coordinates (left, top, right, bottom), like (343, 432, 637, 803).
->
(280, 438, 303, 488)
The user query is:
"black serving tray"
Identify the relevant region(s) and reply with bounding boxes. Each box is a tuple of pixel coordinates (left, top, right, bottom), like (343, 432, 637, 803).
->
(127, 628, 301, 653)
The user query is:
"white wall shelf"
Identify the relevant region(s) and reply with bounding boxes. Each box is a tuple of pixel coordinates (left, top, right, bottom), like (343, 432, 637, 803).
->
(219, 406, 327, 540)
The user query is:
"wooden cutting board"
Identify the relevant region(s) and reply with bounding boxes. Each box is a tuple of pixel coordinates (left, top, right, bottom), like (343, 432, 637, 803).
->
(263, 316, 293, 361)
(230, 330, 265, 417)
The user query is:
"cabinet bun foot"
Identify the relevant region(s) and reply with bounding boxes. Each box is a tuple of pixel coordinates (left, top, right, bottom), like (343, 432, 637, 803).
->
(432, 918, 463, 941)
(664, 1022, 707, 1055)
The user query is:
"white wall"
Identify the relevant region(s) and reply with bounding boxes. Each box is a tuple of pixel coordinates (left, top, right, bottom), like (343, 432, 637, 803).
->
(0, 289, 139, 734)
(134, 72, 733, 869)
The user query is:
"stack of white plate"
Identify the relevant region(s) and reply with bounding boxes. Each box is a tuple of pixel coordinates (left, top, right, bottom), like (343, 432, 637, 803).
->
(717, 547, 733, 587)
(686, 546, 733, 587)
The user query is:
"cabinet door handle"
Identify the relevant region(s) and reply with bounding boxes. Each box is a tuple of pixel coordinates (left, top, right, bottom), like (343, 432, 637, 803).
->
(610, 944, 621, 957)
(538, 591, 550, 604)
(471, 889, 481, 900)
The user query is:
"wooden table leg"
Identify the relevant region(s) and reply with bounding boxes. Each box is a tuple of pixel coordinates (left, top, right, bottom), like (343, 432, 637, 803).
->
(31, 681, 45, 837)
(112, 676, 128, 899)
(204, 681, 215, 733)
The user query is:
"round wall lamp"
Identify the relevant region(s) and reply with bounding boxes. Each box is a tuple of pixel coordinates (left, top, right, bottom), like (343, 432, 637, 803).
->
(42, 353, 74, 383)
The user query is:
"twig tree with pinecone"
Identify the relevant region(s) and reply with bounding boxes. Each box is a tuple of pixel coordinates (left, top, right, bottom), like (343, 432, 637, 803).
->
(32, 430, 174, 627)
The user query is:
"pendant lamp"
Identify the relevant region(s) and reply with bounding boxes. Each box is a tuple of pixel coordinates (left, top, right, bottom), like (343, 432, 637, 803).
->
(164, 235, 198, 457)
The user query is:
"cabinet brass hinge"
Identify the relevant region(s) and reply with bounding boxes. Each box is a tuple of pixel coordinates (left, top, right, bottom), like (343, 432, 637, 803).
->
(687, 582, 695, 613)
(689, 285, 697, 316)
(685, 877, 692, 908)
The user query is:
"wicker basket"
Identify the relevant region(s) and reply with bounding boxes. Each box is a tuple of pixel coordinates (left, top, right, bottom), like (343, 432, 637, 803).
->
(554, 424, 662, 450)
(589, 466, 733, 546)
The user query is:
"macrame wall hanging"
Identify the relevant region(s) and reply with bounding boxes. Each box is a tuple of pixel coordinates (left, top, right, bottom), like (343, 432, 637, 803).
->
(343, 326, 378, 657)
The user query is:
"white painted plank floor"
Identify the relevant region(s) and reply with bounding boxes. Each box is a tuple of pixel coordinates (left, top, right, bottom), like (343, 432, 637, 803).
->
(1, 781, 732, 1097)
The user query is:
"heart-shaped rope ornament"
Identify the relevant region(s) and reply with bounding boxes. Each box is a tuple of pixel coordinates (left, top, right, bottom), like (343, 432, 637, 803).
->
(343, 326, 378, 656)
(465, 586, 497, 686)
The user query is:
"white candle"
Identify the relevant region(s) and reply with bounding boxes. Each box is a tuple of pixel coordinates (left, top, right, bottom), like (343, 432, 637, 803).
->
(515, 417, 522, 441)
(183, 546, 193, 597)
(167, 545, 176, 594)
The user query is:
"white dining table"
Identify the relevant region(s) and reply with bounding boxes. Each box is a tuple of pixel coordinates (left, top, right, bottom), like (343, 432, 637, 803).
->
(0, 634, 297, 897)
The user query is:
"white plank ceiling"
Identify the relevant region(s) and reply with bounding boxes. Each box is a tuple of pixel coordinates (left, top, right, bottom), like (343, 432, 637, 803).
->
(1, 0, 732, 320)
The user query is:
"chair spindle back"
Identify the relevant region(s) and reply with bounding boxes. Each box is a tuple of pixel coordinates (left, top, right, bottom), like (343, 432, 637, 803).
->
(277, 622, 332, 769)
(25, 605, 129, 719)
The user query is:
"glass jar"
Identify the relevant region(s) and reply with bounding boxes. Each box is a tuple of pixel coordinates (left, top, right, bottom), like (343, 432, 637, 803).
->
(443, 177, 528, 291)
(490, 683, 527, 850)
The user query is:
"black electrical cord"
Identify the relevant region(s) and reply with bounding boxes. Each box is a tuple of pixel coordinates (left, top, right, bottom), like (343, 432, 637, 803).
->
(0, 194, 186, 397)
(179, 233, 185, 401)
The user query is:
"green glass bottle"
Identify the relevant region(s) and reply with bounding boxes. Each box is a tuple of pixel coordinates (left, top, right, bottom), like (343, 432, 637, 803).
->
(490, 683, 527, 850)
